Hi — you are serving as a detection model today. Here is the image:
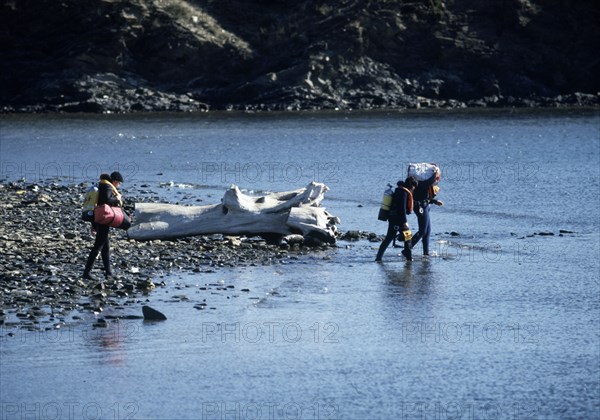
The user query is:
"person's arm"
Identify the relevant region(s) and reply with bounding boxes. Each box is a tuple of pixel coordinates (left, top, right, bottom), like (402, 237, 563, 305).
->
(431, 198, 444, 206)
(428, 182, 444, 207)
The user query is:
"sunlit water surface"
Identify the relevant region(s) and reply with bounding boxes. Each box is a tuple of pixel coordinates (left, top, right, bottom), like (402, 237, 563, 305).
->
(1, 110, 598, 419)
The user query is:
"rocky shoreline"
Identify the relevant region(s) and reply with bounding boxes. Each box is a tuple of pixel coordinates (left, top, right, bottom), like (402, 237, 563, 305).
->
(0, 79, 600, 114)
(2, 71, 597, 114)
(0, 181, 344, 331)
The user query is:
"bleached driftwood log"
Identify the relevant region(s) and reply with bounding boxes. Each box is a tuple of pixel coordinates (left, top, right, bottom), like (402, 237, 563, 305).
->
(127, 182, 340, 243)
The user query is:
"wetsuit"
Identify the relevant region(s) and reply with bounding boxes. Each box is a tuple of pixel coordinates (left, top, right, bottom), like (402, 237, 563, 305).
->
(83, 181, 120, 278)
(376, 183, 412, 261)
(411, 174, 438, 255)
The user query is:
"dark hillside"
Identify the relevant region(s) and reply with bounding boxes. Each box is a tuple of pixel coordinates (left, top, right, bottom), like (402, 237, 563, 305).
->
(1, 0, 598, 112)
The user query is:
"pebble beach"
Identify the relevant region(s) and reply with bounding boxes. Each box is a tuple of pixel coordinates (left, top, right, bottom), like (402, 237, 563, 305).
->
(0, 180, 344, 331)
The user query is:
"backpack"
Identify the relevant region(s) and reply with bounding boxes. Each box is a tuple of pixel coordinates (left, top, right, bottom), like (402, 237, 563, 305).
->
(409, 162, 441, 203)
(378, 184, 414, 221)
(377, 184, 394, 221)
(81, 186, 98, 222)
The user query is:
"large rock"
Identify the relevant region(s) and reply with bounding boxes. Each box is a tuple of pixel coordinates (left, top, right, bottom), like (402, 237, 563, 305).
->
(142, 305, 167, 321)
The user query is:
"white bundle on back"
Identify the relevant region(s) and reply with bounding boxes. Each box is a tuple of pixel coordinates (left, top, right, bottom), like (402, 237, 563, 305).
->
(407, 162, 441, 182)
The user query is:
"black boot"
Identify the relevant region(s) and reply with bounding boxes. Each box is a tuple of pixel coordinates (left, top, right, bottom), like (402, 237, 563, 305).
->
(83, 258, 98, 281)
(82, 270, 99, 281)
(401, 241, 413, 261)
(83, 249, 99, 281)
(375, 246, 385, 262)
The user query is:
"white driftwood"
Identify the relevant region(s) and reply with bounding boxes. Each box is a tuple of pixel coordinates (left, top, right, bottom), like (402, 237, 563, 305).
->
(127, 182, 339, 243)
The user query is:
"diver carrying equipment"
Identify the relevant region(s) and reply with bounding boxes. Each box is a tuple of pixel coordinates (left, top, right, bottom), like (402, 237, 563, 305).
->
(378, 183, 394, 221)
(84, 178, 129, 229)
(409, 162, 441, 206)
(81, 179, 122, 221)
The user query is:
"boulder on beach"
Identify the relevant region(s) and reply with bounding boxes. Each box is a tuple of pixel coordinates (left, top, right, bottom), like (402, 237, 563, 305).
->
(142, 305, 167, 321)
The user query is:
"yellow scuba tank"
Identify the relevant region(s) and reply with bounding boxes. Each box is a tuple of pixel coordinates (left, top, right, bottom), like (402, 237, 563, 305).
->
(378, 184, 394, 221)
(81, 186, 98, 222)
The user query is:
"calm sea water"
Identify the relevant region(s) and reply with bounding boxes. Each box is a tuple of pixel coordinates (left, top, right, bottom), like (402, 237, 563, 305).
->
(1, 110, 599, 419)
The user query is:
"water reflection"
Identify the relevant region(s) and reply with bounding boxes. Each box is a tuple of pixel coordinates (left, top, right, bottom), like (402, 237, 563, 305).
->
(381, 261, 414, 285)
(377, 258, 439, 326)
(381, 258, 435, 291)
(83, 322, 134, 366)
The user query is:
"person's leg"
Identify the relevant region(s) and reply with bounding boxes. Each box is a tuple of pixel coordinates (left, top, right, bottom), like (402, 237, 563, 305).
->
(412, 207, 426, 248)
(101, 230, 111, 276)
(83, 225, 109, 279)
(421, 206, 431, 255)
(401, 228, 413, 261)
(376, 222, 397, 261)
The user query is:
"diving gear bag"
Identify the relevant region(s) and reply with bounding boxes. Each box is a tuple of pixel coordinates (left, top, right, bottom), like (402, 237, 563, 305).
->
(94, 204, 131, 230)
(408, 162, 441, 183)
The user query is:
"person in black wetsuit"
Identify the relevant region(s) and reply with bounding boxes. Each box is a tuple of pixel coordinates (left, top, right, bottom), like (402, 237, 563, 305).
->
(375, 176, 418, 262)
(82, 171, 124, 281)
(411, 171, 443, 256)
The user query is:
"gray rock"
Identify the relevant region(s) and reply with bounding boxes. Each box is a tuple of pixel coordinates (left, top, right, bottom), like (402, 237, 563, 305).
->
(341, 230, 361, 241)
(142, 305, 167, 321)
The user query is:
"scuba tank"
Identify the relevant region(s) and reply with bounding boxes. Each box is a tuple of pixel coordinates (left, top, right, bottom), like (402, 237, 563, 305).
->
(81, 186, 98, 222)
(377, 183, 394, 221)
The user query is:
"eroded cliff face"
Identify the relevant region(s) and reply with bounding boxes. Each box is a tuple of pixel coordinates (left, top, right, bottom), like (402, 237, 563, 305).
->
(1, 0, 598, 112)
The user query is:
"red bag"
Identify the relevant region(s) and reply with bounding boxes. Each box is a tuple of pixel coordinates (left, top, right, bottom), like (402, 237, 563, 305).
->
(94, 204, 130, 229)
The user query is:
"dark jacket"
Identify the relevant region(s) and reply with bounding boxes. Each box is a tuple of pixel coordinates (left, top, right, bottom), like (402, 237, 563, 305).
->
(389, 183, 411, 225)
(97, 181, 121, 207)
(413, 174, 437, 206)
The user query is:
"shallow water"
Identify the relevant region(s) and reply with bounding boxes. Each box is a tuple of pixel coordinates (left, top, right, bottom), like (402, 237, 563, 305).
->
(1, 109, 599, 419)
